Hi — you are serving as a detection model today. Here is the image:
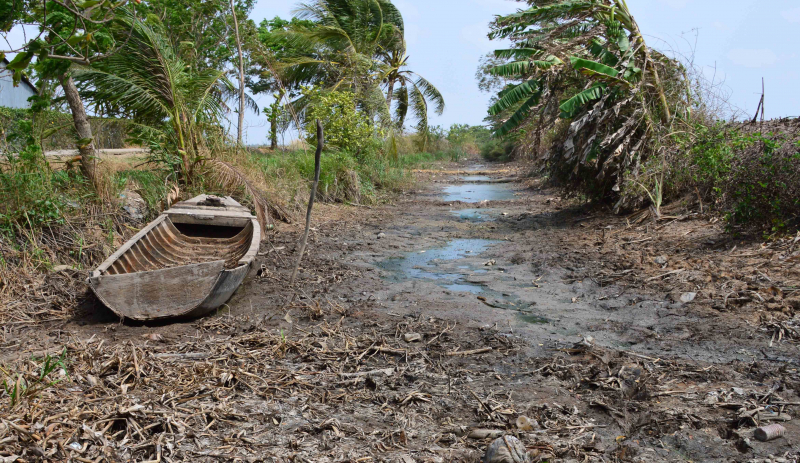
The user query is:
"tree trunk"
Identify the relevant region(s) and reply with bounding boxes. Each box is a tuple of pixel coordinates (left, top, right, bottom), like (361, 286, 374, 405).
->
(269, 89, 284, 150)
(230, 0, 246, 145)
(385, 76, 396, 108)
(629, 20, 671, 124)
(60, 73, 100, 189)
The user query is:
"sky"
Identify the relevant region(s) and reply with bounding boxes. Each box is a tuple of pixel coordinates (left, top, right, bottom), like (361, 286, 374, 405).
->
(5, 1, 798, 145)
(248, 0, 800, 145)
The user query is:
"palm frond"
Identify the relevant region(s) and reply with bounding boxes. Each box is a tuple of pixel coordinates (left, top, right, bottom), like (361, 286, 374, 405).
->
(488, 78, 540, 115)
(206, 159, 292, 233)
(411, 74, 444, 115)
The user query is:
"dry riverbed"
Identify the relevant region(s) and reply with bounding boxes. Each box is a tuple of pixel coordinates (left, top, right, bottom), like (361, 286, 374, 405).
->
(1, 159, 799, 462)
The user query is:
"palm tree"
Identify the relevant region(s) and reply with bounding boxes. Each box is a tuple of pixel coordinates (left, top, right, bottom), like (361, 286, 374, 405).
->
(378, 47, 445, 134)
(75, 11, 275, 231)
(75, 11, 233, 179)
(276, 0, 403, 124)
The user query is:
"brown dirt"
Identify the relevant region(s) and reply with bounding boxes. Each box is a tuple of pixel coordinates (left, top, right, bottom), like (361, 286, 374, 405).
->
(1, 158, 799, 462)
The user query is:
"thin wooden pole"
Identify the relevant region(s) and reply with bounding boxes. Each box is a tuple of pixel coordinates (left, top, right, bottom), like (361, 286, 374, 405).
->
(290, 120, 324, 285)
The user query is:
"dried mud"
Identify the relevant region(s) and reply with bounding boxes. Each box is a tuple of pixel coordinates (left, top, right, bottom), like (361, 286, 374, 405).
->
(1, 159, 799, 462)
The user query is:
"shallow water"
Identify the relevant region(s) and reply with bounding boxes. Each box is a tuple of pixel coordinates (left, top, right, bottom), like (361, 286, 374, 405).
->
(443, 183, 515, 202)
(449, 208, 497, 222)
(378, 239, 498, 293)
(378, 239, 549, 323)
(459, 175, 492, 182)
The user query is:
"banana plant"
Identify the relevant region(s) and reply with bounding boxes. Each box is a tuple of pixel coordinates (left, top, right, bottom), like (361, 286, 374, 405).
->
(485, 0, 688, 200)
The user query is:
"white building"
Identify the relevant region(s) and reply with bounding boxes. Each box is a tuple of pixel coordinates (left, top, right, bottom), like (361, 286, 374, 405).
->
(0, 58, 37, 109)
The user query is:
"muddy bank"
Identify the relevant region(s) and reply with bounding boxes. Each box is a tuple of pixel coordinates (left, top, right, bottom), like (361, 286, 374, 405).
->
(1, 159, 799, 462)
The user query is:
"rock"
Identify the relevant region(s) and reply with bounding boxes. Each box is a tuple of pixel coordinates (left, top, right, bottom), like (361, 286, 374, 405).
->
(377, 232, 386, 239)
(120, 189, 146, 221)
(468, 429, 504, 440)
(731, 387, 745, 395)
(484, 259, 496, 266)
(515, 415, 537, 431)
(51, 264, 75, 273)
(482, 435, 530, 463)
(653, 255, 668, 265)
(403, 332, 422, 342)
(680, 292, 697, 303)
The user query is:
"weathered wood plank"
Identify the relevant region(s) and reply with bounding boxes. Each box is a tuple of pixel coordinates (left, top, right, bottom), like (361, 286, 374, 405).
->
(88, 261, 226, 320)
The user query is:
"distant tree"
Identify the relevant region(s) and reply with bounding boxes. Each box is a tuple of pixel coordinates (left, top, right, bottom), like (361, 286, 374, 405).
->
(2, 0, 138, 189)
(378, 47, 444, 135)
(248, 16, 316, 149)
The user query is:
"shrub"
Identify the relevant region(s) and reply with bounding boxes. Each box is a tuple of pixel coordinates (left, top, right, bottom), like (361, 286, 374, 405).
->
(722, 128, 800, 233)
(302, 88, 381, 156)
(481, 138, 516, 162)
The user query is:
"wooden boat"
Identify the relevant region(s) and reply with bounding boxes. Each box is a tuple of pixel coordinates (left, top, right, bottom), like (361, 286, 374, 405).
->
(88, 194, 260, 321)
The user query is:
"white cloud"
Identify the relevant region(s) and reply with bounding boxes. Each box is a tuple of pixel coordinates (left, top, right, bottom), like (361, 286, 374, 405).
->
(726, 48, 778, 68)
(781, 7, 800, 23)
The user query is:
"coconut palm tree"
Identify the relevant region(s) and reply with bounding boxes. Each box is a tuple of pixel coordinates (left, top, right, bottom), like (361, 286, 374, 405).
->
(75, 11, 234, 178)
(378, 46, 445, 134)
(280, 0, 403, 87)
(275, 0, 404, 125)
(75, 11, 274, 230)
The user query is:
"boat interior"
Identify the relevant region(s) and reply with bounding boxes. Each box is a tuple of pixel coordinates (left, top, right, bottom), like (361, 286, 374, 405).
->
(103, 218, 253, 275)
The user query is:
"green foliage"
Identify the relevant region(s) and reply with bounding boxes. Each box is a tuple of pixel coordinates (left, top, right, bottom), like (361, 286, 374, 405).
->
(2, 348, 69, 408)
(446, 124, 493, 160)
(481, 138, 516, 162)
(113, 170, 170, 216)
(302, 88, 380, 155)
(0, 120, 68, 232)
(482, 0, 687, 199)
(76, 10, 235, 179)
(135, 0, 256, 73)
(723, 131, 800, 233)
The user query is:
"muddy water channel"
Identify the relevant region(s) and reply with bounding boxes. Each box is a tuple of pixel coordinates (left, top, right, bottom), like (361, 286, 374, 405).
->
(377, 173, 548, 324)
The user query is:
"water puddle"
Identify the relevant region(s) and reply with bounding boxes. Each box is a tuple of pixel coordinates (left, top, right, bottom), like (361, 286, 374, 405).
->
(517, 313, 549, 324)
(443, 183, 516, 203)
(378, 239, 498, 293)
(378, 239, 549, 324)
(459, 175, 492, 182)
(450, 208, 497, 222)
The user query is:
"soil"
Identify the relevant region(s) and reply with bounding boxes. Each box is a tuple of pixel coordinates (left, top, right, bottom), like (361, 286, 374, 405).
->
(1, 158, 800, 462)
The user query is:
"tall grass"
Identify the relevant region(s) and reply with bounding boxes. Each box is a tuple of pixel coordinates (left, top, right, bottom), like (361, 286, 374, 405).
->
(254, 148, 451, 205)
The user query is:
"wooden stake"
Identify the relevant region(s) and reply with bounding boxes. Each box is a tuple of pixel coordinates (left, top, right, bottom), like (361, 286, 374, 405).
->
(290, 120, 323, 285)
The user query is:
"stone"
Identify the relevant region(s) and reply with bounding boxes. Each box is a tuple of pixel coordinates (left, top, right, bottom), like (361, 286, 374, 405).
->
(654, 255, 668, 265)
(403, 332, 422, 342)
(120, 189, 146, 222)
(482, 435, 530, 463)
(51, 265, 75, 273)
(680, 292, 697, 303)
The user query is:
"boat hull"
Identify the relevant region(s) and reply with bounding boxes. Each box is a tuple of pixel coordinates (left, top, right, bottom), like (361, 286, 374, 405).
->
(88, 195, 260, 321)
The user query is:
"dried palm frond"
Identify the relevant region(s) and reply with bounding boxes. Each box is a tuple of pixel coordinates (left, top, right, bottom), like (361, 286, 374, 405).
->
(165, 183, 181, 208)
(205, 159, 291, 235)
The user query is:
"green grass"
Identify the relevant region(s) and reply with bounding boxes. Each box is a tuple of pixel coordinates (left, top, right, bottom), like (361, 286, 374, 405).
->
(255, 148, 450, 204)
(113, 169, 171, 216)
